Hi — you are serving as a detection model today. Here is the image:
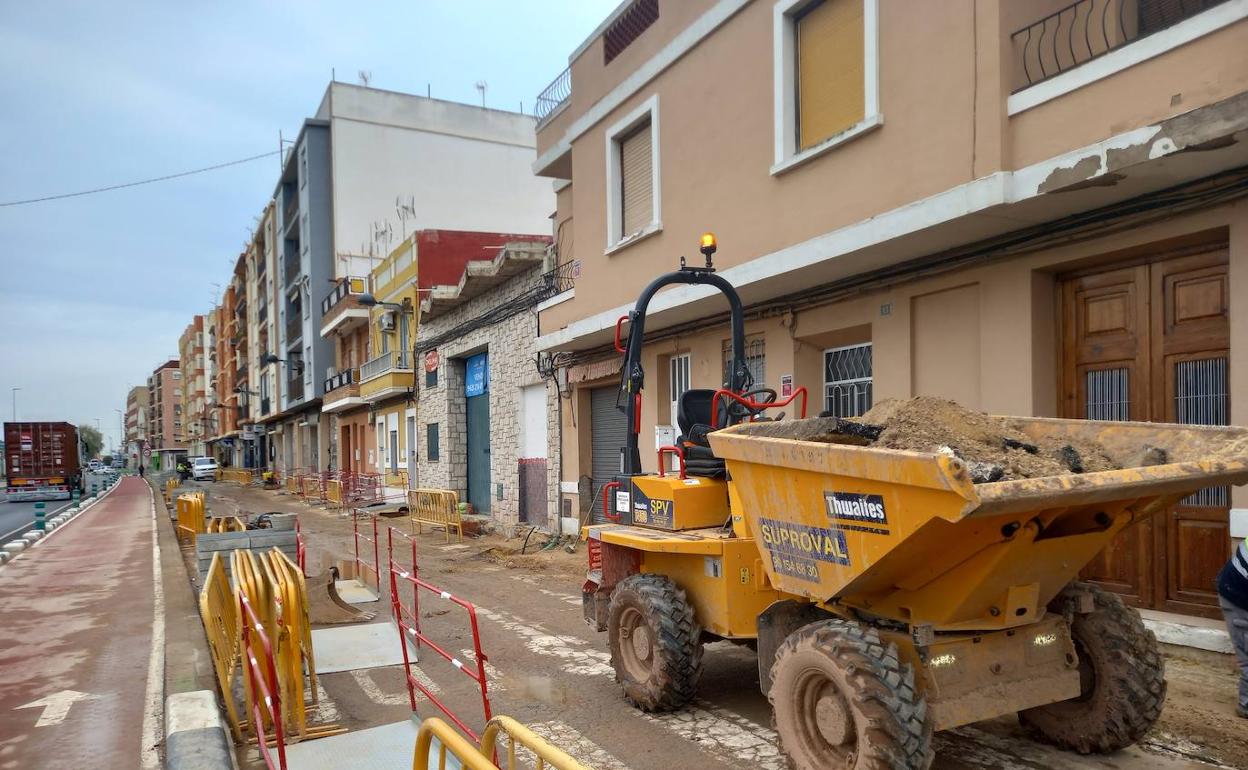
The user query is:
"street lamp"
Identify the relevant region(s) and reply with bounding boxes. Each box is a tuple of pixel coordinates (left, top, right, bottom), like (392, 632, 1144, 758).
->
(356, 293, 410, 311)
(260, 352, 304, 375)
(11, 387, 20, 421)
(115, 408, 124, 457)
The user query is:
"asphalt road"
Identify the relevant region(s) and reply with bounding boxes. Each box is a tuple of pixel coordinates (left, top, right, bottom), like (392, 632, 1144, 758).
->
(0, 498, 74, 548)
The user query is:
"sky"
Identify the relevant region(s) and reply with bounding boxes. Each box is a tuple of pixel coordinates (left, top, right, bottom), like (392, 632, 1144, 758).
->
(0, 0, 615, 453)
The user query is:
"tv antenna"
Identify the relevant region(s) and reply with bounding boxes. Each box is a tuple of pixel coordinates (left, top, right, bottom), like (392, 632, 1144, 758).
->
(395, 196, 416, 239)
(358, 70, 372, 87)
(475, 81, 487, 107)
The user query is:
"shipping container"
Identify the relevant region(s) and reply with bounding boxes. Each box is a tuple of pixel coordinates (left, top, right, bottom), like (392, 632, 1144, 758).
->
(4, 422, 83, 501)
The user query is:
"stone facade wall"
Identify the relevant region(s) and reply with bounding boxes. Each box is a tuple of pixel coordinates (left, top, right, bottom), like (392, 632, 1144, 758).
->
(414, 262, 561, 532)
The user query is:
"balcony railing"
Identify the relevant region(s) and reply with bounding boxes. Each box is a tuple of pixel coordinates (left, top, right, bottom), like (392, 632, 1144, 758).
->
(324, 368, 357, 393)
(285, 313, 302, 345)
(535, 66, 571, 123)
(360, 351, 411, 382)
(321, 276, 367, 315)
(1011, 0, 1229, 91)
(286, 374, 305, 402)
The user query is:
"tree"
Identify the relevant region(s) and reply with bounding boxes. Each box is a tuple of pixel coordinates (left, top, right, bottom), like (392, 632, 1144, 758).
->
(80, 425, 103, 458)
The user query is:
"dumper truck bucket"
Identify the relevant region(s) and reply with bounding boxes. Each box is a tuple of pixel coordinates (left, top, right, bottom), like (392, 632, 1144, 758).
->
(306, 567, 377, 625)
(709, 416, 1248, 632)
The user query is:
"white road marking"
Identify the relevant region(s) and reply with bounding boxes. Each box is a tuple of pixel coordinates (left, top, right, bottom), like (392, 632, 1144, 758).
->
(508, 574, 582, 605)
(141, 485, 164, 770)
(458, 649, 506, 691)
(475, 605, 785, 768)
(15, 690, 100, 727)
(308, 682, 341, 723)
(525, 720, 631, 770)
(349, 668, 412, 706)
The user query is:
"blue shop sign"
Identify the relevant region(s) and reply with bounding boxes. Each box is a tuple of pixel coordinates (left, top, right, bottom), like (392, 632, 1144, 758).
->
(465, 353, 489, 397)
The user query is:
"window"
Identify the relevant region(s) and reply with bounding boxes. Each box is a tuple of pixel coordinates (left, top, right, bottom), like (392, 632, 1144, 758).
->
(773, 0, 880, 173)
(172, 371, 182, 380)
(174, 388, 182, 397)
(425, 366, 438, 388)
(824, 342, 872, 417)
(605, 95, 661, 250)
(668, 353, 691, 425)
(426, 423, 440, 462)
(299, 146, 308, 188)
(389, 429, 399, 473)
(723, 335, 766, 389)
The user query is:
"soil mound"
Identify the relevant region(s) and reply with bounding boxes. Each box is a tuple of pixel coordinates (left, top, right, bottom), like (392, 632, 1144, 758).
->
(856, 397, 1118, 481)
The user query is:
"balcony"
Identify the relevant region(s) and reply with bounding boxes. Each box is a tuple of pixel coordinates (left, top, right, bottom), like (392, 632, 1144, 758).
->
(260, 397, 272, 416)
(1010, 0, 1233, 95)
(320, 277, 370, 338)
(285, 312, 303, 347)
(283, 240, 301, 285)
(286, 373, 305, 404)
(534, 66, 571, 126)
(322, 368, 364, 413)
(359, 351, 414, 402)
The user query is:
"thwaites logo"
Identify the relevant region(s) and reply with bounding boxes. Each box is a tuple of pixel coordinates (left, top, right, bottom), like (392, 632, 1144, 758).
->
(824, 491, 889, 534)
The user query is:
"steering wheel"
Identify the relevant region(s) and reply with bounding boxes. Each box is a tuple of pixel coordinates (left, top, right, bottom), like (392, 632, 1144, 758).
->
(726, 387, 778, 423)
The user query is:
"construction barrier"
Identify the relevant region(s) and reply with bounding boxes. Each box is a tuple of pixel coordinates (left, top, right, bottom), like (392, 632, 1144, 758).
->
(240, 594, 288, 770)
(294, 517, 307, 575)
(164, 477, 180, 504)
(353, 509, 382, 592)
(346, 472, 382, 505)
(266, 549, 319, 740)
(200, 553, 244, 743)
(325, 479, 343, 510)
(175, 492, 208, 543)
(220, 469, 255, 485)
(413, 715, 593, 770)
(207, 516, 247, 533)
(389, 526, 493, 740)
(409, 489, 463, 543)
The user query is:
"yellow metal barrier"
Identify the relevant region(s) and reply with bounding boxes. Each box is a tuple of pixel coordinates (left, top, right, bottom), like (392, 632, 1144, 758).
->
(199, 552, 244, 743)
(409, 488, 463, 543)
(413, 716, 591, 770)
(264, 548, 319, 739)
(176, 491, 208, 543)
(220, 469, 253, 485)
(206, 516, 246, 533)
(164, 477, 179, 504)
(286, 474, 299, 495)
(325, 479, 343, 510)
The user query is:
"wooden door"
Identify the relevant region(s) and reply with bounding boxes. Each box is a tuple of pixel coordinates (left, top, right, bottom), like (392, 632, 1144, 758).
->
(1060, 249, 1229, 618)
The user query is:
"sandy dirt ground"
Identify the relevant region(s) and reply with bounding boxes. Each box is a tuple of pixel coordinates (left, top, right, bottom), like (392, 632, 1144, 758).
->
(199, 482, 1248, 770)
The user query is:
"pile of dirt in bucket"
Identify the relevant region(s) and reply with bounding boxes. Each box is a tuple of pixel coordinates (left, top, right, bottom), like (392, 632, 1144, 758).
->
(855, 397, 1119, 482)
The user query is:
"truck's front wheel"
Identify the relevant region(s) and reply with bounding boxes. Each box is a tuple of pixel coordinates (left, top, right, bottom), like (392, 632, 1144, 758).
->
(607, 573, 703, 711)
(770, 619, 932, 770)
(1019, 582, 1166, 753)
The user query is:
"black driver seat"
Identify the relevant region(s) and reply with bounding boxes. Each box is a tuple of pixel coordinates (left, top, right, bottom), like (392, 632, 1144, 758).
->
(676, 389, 728, 478)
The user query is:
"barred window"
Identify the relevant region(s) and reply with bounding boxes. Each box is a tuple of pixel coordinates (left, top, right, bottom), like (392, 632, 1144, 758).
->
(824, 343, 872, 417)
(723, 335, 766, 389)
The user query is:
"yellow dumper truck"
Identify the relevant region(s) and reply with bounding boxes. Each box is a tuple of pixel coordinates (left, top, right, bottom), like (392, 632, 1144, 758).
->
(582, 236, 1248, 769)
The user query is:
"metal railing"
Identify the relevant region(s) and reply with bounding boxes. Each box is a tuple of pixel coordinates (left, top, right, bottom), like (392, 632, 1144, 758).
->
(323, 368, 356, 393)
(1011, 0, 1229, 91)
(535, 66, 571, 122)
(285, 313, 302, 346)
(286, 373, 305, 402)
(320, 276, 366, 316)
(360, 351, 411, 382)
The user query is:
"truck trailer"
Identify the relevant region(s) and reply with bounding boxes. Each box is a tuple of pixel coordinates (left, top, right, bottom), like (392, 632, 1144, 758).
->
(3, 422, 84, 502)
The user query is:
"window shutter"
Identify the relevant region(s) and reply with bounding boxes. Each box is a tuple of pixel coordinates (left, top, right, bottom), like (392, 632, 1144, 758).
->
(796, 0, 865, 151)
(619, 120, 653, 237)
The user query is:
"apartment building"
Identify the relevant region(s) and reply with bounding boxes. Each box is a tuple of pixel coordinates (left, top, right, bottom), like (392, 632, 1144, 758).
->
(245, 202, 279, 468)
(178, 315, 208, 456)
(207, 255, 248, 467)
(145, 360, 183, 470)
(292, 81, 555, 479)
(124, 385, 148, 464)
(532, 0, 1248, 620)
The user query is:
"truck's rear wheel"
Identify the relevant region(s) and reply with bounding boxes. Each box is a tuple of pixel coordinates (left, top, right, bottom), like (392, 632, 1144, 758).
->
(1019, 582, 1166, 753)
(769, 619, 932, 770)
(607, 573, 703, 711)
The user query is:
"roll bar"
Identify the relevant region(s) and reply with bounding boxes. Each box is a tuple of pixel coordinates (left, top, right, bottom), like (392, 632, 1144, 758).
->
(617, 238, 750, 475)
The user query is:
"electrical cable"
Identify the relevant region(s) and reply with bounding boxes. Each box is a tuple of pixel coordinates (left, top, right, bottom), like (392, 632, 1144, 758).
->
(0, 149, 284, 207)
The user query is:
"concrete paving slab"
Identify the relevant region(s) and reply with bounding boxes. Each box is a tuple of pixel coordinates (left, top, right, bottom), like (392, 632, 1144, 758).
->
(311, 622, 406, 674)
(282, 719, 421, 770)
(334, 578, 380, 604)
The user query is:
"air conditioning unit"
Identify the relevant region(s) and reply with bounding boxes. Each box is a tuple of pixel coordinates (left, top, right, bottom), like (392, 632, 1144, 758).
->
(378, 311, 397, 332)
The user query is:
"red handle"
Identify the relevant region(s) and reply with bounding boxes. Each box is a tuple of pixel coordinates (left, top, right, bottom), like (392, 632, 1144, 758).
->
(711, 386, 810, 428)
(657, 445, 687, 480)
(601, 481, 622, 522)
(614, 315, 629, 354)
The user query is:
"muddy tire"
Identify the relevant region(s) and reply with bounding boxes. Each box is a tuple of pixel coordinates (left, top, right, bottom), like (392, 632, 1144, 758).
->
(769, 619, 932, 770)
(1019, 581, 1166, 753)
(607, 573, 703, 711)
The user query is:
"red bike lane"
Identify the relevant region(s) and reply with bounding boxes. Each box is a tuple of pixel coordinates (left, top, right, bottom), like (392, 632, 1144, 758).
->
(0, 477, 159, 770)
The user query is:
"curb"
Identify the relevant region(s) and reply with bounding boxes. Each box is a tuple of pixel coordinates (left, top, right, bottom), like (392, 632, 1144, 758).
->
(164, 691, 235, 770)
(0, 481, 122, 573)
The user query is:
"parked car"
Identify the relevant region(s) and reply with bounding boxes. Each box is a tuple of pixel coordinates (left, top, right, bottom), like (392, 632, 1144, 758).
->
(191, 457, 218, 481)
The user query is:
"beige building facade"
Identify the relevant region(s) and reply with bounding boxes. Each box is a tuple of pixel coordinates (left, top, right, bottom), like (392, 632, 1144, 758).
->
(533, 0, 1248, 619)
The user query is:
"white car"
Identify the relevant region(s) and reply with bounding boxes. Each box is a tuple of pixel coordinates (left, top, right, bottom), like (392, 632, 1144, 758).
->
(191, 457, 219, 481)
